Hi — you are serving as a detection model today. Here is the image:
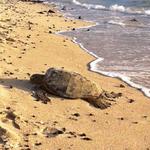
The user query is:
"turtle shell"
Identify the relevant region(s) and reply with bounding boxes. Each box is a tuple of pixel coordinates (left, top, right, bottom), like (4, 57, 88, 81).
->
(42, 68, 100, 100)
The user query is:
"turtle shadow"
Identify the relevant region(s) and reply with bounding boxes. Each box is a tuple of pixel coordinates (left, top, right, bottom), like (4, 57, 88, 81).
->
(0, 78, 32, 92)
(0, 78, 60, 99)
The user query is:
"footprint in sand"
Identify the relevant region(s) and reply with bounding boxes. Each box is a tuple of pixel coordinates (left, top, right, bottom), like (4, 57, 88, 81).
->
(0, 121, 21, 149)
(0, 108, 23, 149)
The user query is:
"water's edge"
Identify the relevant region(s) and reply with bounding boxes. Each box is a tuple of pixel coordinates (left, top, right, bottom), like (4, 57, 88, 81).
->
(46, 0, 150, 98)
(72, 37, 150, 98)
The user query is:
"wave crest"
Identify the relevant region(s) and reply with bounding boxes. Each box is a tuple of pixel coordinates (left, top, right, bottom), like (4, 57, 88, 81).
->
(110, 4, 126, 12)
(72, 0, 150, 16)
(72, 0, 105, 10)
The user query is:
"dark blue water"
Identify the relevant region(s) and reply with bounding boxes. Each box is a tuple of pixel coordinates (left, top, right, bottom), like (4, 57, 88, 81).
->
(47, 0, 150, 97)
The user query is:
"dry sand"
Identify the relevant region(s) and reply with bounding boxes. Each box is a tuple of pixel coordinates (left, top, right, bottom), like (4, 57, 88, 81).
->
(0, 1, 150, 150)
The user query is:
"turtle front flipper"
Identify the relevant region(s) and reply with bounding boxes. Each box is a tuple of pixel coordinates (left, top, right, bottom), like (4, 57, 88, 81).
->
(32, 86, 51, 104)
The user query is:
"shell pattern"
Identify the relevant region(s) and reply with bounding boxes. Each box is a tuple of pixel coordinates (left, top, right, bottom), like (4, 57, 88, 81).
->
(42, 68, 102, 100)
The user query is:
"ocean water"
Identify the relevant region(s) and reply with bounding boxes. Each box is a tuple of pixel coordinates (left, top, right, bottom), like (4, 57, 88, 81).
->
(46, 0, 150, 97)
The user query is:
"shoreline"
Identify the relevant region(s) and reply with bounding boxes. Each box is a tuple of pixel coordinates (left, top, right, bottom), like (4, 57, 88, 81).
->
(72, 35, 150, 98)
(51, 1, 150, 98)
(0, 0, 150, 149)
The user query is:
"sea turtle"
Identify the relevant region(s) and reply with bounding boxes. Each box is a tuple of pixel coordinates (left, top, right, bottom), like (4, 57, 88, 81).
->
(30, 68, 121, 109)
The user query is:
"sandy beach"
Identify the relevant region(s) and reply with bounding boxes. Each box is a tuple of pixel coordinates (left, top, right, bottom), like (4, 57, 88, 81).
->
(0, 1, 150, 149)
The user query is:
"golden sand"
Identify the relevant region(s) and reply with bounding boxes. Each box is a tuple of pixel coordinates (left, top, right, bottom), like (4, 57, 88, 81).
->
(0, 1, 150, 149)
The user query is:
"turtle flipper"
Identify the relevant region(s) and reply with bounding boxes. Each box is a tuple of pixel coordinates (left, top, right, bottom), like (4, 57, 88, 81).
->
(99, 91, 122, 101)
(87, 98, 111, 109)
(32, 86, 51, 104)
(35, 89, 51, 104)
(89, 91, 122, 109)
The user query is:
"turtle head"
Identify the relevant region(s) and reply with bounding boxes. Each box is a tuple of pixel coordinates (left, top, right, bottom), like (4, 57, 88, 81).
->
(30, 74, 45, 85)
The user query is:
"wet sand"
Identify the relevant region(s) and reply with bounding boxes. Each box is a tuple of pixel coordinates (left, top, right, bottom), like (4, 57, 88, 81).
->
(0, 1, 150, 149)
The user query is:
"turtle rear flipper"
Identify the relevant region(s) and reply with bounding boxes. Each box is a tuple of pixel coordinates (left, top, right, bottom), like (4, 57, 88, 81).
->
(84, 98, 111, 109)
(90, 91, 122, 109)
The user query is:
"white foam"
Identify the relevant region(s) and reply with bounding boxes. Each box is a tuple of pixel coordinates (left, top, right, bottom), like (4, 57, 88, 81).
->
(72, 0, 150, 16)
(110, 4, 125, 12)
(72, 0, 105, 10)
(45, 0, 150, 98)
(145, 10, 150, 15)
(108, 20, 125, 26)
(72, 37, 150, 98)
(72, 37, 100, 59)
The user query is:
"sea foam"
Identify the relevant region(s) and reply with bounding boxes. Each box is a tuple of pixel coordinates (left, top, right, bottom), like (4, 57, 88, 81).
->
(72, 0, 106, 10)
(49, 0, 150, 98)
(108, 20, 125, 26)
(72, 37, 150, 98)
(145, 10, 150, 15)
(110, 4, 126, 12)
(72, 0, 150, 16)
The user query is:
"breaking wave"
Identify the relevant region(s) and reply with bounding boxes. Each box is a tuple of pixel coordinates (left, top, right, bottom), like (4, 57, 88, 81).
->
(72, 0, 106, 10)
(72, 0, 150, 16)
